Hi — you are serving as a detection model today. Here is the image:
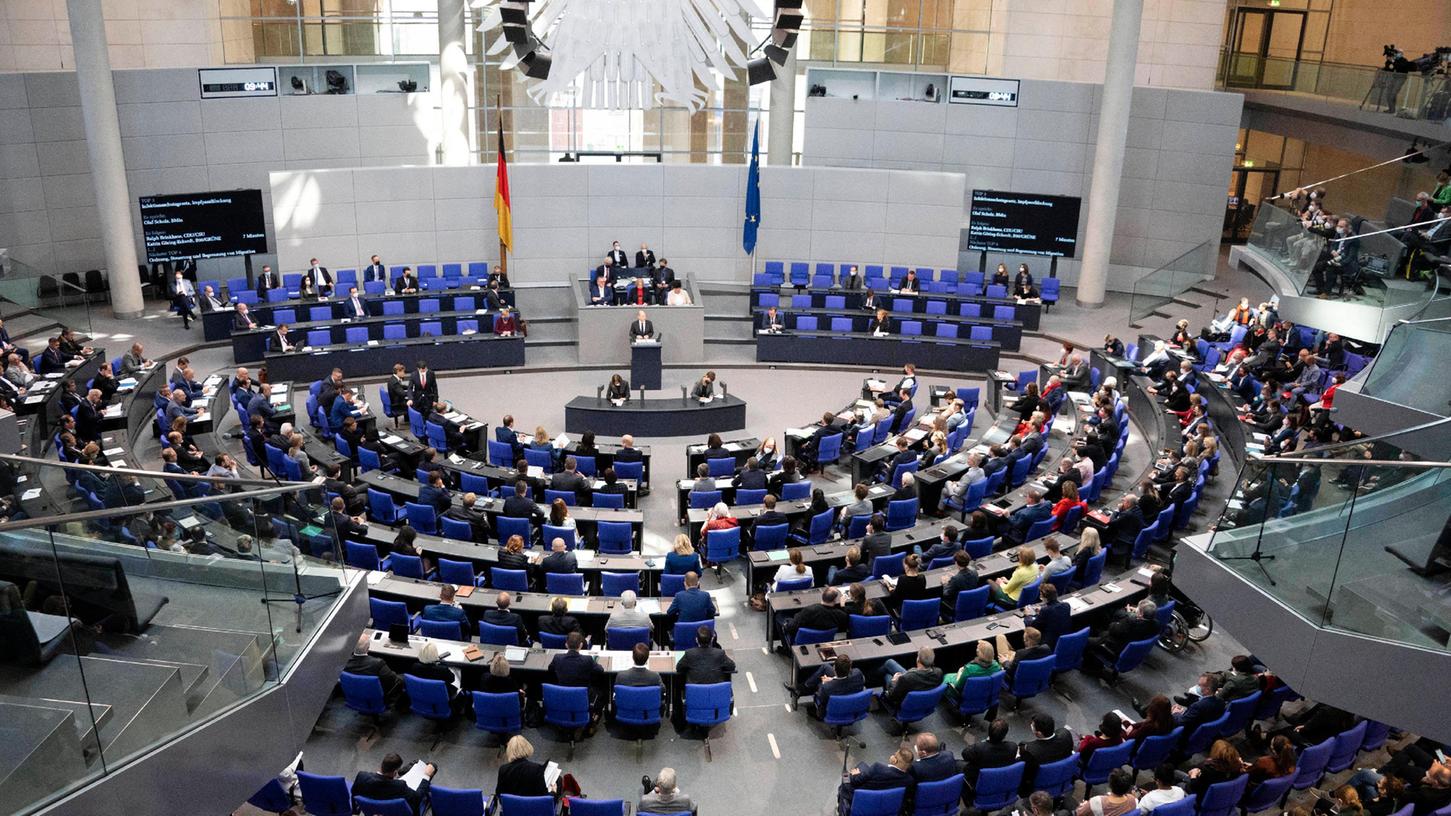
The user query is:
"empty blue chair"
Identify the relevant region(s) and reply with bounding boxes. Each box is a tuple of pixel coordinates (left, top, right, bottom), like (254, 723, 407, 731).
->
(346, 540, 385, 571)
(871, 552, 906, 579)
(466, 692, 523, 737)
(382, 323, 407, 340)
(660, 574, 686, 597)
(612, 683, 662, 738)
(1106, 635, 1157, 683)
(792, 626, 835, 646)
(368, 489, 398, 525)
(345, 326, 369, 344)
(403, 502, 439, 534)
(418, 320, 442, 337)
(1360, 720, 1391, 753)
(305, 329, 331, 347)
(1082, 739, 1136, 791)
(796, 315, 818, 331)
(956, 669, 1004, 719)
(355, 796, 413, 816)
(418, 618, 465, 640)
(849, 614, 891, 637)
(541, 524, 576, 550)
(1220, 689, 1261, 737)
(601, 572, 640, 596)
(935, 324, 958, 338)
(1132, 727, 1183, 772)
(973, 762, 1025, 812)
(542, 684, 591, 754)
(822, 688, 872, 734)
(369, 598, 412, 631)
(1052, 626, 1090, 675)
(479, 620, 522, 646)
(846, 514, 871, 538)
(1327, 721, 1369, 773)
(815, 433, 843, 466)
(953, 584, 990, 622)
(689, 489, 723, 510)
(1023, 516, 1056, 543)
(885, 497, 917, 531)
(497, 795, 554, 816)
(781, 480, 813, 501)
(898, 598, 939, 631)
(598, 521, 634, 555)
(1184, 711, 1232, 757)
(403, 674, 453, 722)
(429, 787, 486, 816)
(1199, 775, 1250, 816)
(986, 284, 1008, 299)
(490, 568, 530, 593)
(748, 523, 787, 553)
(592, 492, 624, 509)
(297, 772, 353, 816)
(606, 626, 652, 650)
(537, 631, 568, 649)
(441, 517, 474, 541)
(389, 553, 428, 580)
(340, 671, 388, 717)
(1291, 738, 1334, 791)
(847, 787, 906, 816)
(1241, 775, 1295, 815)
(546, 572, 585, 596)
(961, 533, 994, 559)
(705, 526, 741, 569)
(736, 488, 767, 505)
(801, 506, 833, 545)
(1006, 654, 1055, 704)
(683, 682, 732, 759)
(889, 683, 948, 731)
(1033, 753, 1080, 798)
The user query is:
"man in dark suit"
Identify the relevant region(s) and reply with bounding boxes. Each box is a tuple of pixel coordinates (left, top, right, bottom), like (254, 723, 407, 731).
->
(409, 360, 438, 409)
(395, 267, 419, 293)
(418, 470, 452, 515)
(343, 286, 368, 318)
(628, 310, 655, 340)
(36, 337, 68, 375)
(798, 653, 865, 717)
(830, 546, 870, 587)
(910, 733, 959, 783)
(861, 515, 892, 567)
(329, 496, 368, 540)
(962, 718, 1019, 789)
(1017, 713, 1074, 792)
(0, 318, 29, 365)
(421, 583, 470, 626)
(888, 392, 914, 434)
(305, 258, 333, 295)
(614, 435, 644, 463)
(607, 241, 628, 270)
(838, 748, 914, 814)
(540, 537, 577, 577)
(484, 591, 531, 645)
(272, 324, 295, 353)
(1024, 583, 1072, 647)
(757, 306, 784, 333)
(879, 646, 944, 713)
(501, 480, 544, 524)
(1173, 672, 1227, 736)
(736, 457, 768, 491)
(1006, 488, 1052, 543)
(362, 255, 387, 283)
(780, 586, 849, 646)
(254, 264, 279, 294)
(798, 412, 838, 471)
(893, 472, 918, 501)
(635, 243, 656, 269)
(494, 414, 524, 460)
(352, 754, 434, 813)
(445, 492, 491, 542)
(666, 572, 715, 624)
(549, 456, 589, 498)
(345, 633, 402, 700)
(75, 389, 104, 443)
(232, 303, 258, 331)
(1088, 599, 1160, 673)
(1102, 493, 1146, 552)
(616, 643, 664, 689)
(651, 260, 675, 304)
(675, 625, 736, 684)
(549, 632, 605, 714)
(753, 494, 790, 530)
(878, 435, 916, 480)
(1003, 626, 1052, 686)
(589, 272, 614, 306)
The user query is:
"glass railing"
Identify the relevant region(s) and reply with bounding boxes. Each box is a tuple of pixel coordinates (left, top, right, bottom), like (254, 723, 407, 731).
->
(1128, 240, 1213, 325)
(1219, 51, 1451, 123)
(1360, 316, 1451, 416)
(0, 457, 351, 816)
(1244, 204, 1325, 294)
(1206, 420, 1451, 654)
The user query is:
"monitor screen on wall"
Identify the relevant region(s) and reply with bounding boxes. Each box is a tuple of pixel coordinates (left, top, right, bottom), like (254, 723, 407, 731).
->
(966, 189, 1082, 258)
(138, 190, 268, 263)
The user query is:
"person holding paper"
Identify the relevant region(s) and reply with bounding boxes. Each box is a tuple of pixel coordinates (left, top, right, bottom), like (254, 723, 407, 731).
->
(497, 736, 557, 798)
(352, 753, 435, 812)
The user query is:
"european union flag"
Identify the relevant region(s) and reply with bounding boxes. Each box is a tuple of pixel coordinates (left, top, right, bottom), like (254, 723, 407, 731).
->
(743, 119, 761, 255)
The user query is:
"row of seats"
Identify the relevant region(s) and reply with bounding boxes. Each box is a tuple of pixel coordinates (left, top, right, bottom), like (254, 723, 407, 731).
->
(758, 263, 1060, 302)
(276, 770, 644, 816)
(761, 293, 1024, 323)
(367, 593, 705, 647)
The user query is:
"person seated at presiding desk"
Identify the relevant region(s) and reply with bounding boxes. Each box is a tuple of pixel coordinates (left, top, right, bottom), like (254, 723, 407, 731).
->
(362, 254, 388, 283)
(628, 310, 655, 340)
(352, 752, 435, 814)
(605, 374, 631, 403)
(303, 258, 334, 296)
(840, 264, 864, 290)
(690, 371, 717, 401)
(757, 305, 785, 334)
(341, 286, 369, 319)
(199, 284, 225, 311)
(664, 280, 692, 305)
(589, 273, 615, 306)
(898, 268, 922, 293)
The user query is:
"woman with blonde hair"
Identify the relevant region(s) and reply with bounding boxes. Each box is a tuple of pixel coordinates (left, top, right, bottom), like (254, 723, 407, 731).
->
(497, 735, 556, 797)
(1072, 527, 1102, 586)
(945, 640, 1000, 692)
(772, 547, 811, 590)
(920, 430, 949, 467)
(664, 533, 701, 575)
(991, 545, 1039, 607)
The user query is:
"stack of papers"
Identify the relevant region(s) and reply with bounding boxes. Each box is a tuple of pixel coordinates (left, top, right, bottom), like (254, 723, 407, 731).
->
(504, 646, 528, 663)
(1066, 597, 1090, 614)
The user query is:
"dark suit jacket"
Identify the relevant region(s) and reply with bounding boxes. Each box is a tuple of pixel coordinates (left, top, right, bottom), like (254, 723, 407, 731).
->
(635, 250, 656, 268)
(816, 667, 866, 712)
(549, 650, 604, 686)
(396, 273, 419, 292)
(501, 495, 542, 522)
(758, 311, 784, 332)
(1105, 505, 1146, 546)
(668, 588, 715, 623)
(675, 645, 735, 684)
(911, 752, 959, 783)
(961, 739, 1019, 783)
(353, 770, 429, 812)
(75, 400, 103, 441)
(867, 317, 892, 335)
(541, 551, 577, 575)
(418, 484, 452, 515)
(861, 532, 892, 565)
(847, 762, 913, 792)
(1026, 601, 1072, 647)
(233, 311, 258, 331)
(256, 270, 280, 292)
(344, 296, 369, 318)
(409, 370, 438, 409)
(496, 758, 550, 798)
(483, 608, 530, 645)
(1019, 728, 1074, 783)
(629, 319, 655, 339)
(883, 666, 944, 706)
(1175, 693, 1227, 735)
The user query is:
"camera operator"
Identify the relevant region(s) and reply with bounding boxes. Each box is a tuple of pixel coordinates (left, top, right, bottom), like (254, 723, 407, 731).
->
(1379, 45, 1416, 114)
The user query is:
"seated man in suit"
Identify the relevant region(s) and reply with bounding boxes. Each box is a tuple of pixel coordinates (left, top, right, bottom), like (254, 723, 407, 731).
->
(651, 260, 676, 304)
(758, 306, 784, 333)
(418, 470, 453, 515)
(1101, 493, 1146, 558)
(666, 571, 715, 624)
(395, 266, 419, 294)
(888, 391, 914, 433)
(674, 624, 736, 684)
(798, 653, 865, 719)
(342, 286, 369, 319)
(501, 480, 544, 524)
(962, 718, 1019, 790)
(421, 583, 470, 627)
(1086, 599, 1160, 675)
(232, 303, 259, 332)
(736, 457, 768, 491)
(628, 310, 655, 340)
(445, 492, 492, 543)
(540, 536, 577, 577)
(780, 586, 850, 648)
(1024, 582, 1072, 647)
(876, 646, 944, 715)
(1061, 354, 1091, 390)
(272, 324, 295, 353)
(549, 456, 590, 501)
(876, 436, 917, 483)
(798, 411, 839, 471)
(304, 257, 333, 296)
(362, 254, 388, 283)
(1002, 626, 1052, 686)
(616, 643, 664, 689)
(591, 267, 616, 303)
(548, 632, 605, 714)
(330, 496, 369, 540)
(345, 632, 403, 701)
(910, 733, 959, 784)
(838, 747, 915, 815)
(495, 414, 525, 460)
(1017, 713, 1074, 793)
(1006, 488, 1052, 543)
(352, 753, 435, 814)
(484, 591, 531, 645)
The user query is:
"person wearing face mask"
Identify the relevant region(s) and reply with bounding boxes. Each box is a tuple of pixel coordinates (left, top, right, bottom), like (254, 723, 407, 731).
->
(607, 241, 628, 270)
(362, 254, 387, 284)
(170, 272, 197, 329)
(635, 242, 656, 269)
(1311, 217, 1360, 298)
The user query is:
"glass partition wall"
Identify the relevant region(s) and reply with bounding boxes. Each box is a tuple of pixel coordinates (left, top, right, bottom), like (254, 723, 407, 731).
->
(1206, 421, 1451, 654)
(0, 458, 350, 816)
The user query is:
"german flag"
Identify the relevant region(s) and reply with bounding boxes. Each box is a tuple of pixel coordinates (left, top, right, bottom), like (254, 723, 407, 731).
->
(494, 117, 513, 252)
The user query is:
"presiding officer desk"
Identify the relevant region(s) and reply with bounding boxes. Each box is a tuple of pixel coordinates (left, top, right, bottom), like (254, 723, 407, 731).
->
(783, 568, 1155, 707)
(261, 332, 525, 381)
(751, 286, 1042, 332)
(763, 534, 1081, 646)
(564, 394, 747, 438)
(363, 629, 709, 711)
(756, 328, 1000, 372)
(358, 470, 645, 544)
(367, 573, 715, 645)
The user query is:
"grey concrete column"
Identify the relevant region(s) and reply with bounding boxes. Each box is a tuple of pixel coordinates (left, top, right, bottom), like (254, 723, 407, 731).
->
(66, 0, 144, 319)
(767, 48, 797, 166)
(438, 0, 470, 164)
(1075, 0, 1143, 309)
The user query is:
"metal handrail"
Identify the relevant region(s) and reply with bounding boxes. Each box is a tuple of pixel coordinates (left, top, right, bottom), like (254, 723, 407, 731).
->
(0, 481, 325, 533)
(0, 452, 305, 487)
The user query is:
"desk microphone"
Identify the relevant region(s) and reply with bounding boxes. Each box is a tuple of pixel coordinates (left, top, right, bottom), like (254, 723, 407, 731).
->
(680, 385, 689, 401)
(595, 385, 605, 403)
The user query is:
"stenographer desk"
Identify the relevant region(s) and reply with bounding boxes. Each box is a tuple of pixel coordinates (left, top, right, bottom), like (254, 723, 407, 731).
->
(564, 394, 747, 438)
(756, 330, 1000, 372)
(260, 333, 525, 380)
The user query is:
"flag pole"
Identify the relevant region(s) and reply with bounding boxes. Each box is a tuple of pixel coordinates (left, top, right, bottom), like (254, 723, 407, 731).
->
(496, 95, 508, 279)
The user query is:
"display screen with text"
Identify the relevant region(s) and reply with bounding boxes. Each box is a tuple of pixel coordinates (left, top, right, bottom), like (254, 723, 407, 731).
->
(139, 190, 268, 263)
(967, 190, 1081, 258)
